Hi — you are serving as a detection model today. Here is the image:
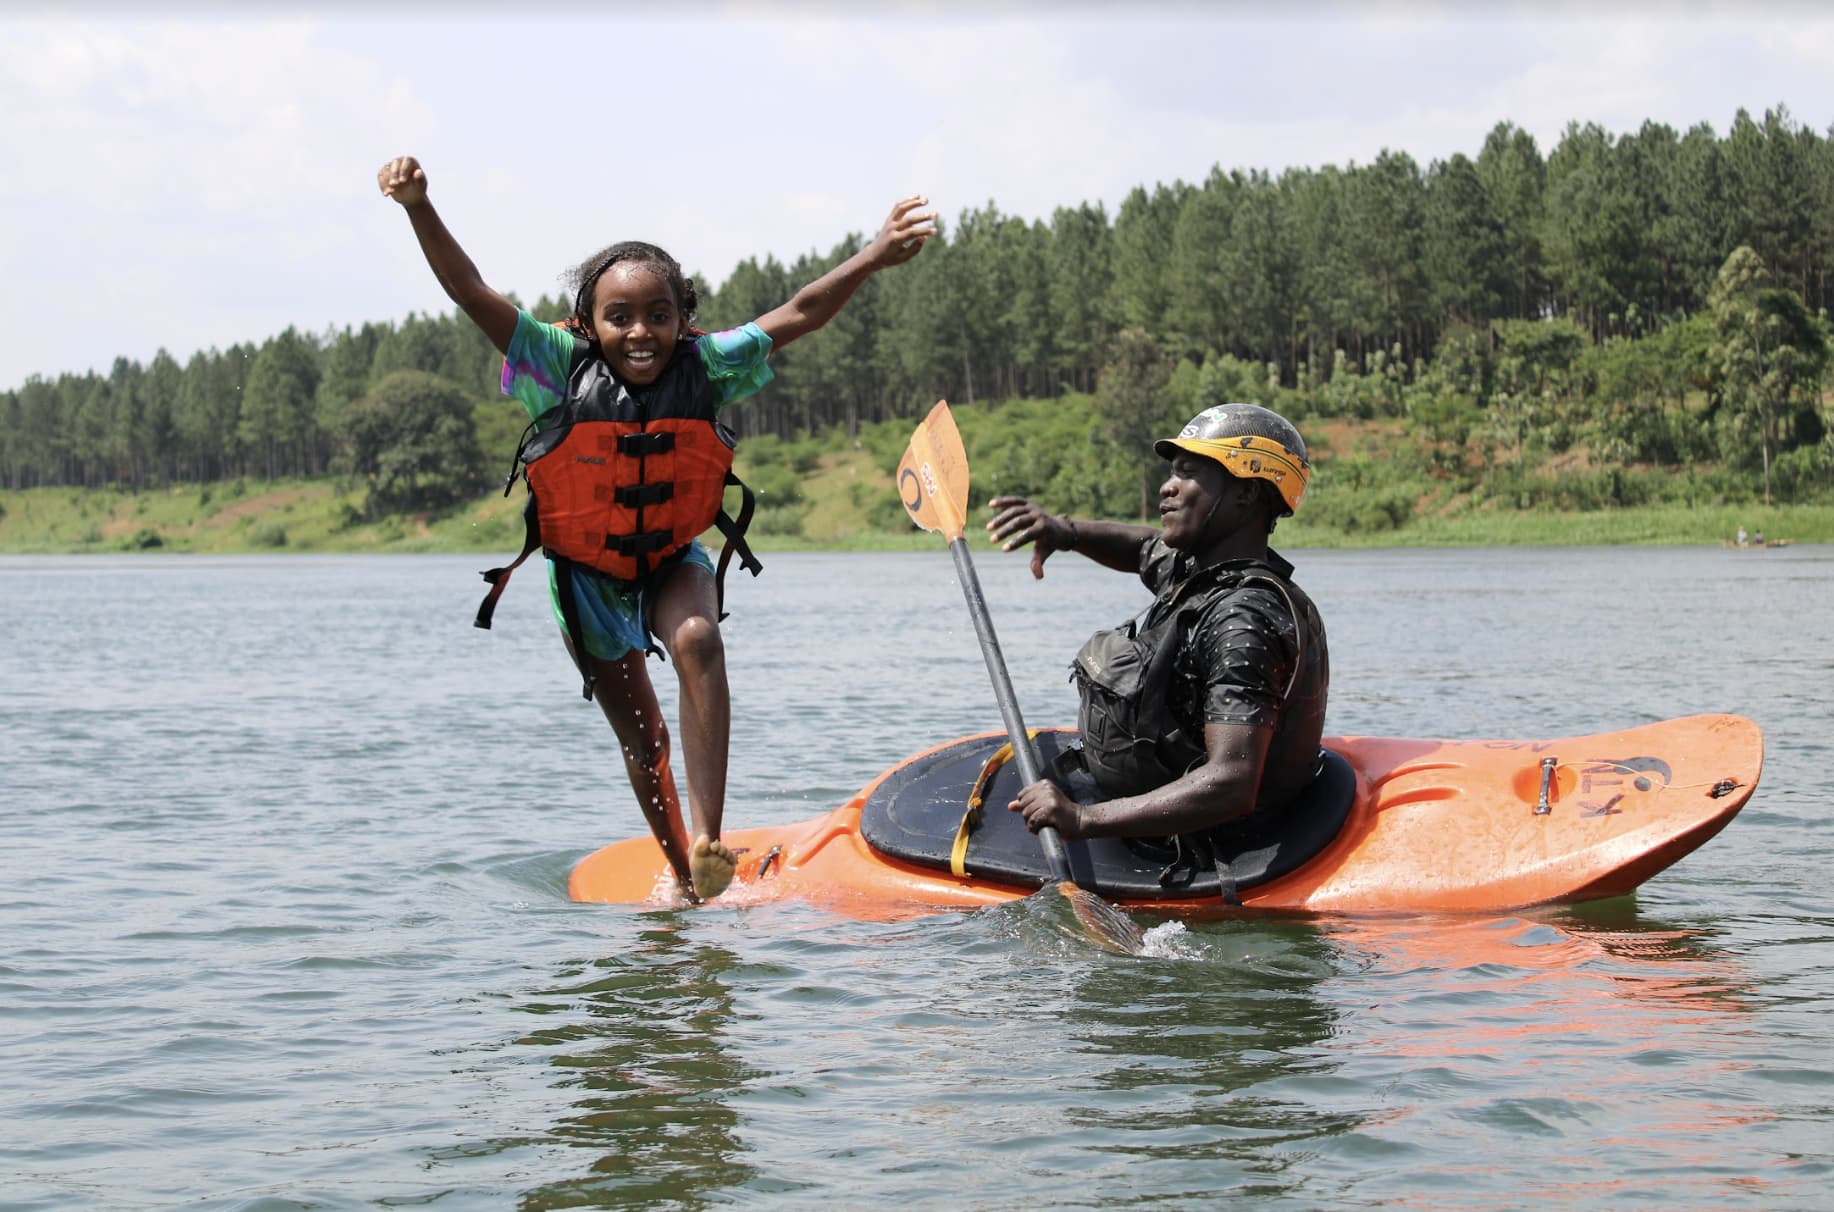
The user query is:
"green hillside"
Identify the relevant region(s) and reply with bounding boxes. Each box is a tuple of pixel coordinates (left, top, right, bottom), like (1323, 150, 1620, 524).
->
(5, 399, 1828, 555)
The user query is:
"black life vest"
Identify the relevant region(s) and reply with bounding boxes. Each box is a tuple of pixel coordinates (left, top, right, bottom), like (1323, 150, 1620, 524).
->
(1070, 556, 1319, 802)
(473, 331, 761, 698)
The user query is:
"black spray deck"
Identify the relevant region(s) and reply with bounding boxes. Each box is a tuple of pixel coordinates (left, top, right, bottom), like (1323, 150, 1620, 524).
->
(859, 731, 1356, 901)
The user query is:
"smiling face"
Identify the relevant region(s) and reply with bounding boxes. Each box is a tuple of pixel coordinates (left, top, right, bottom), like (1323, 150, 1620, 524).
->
(589, 262, 686, 385)
(1158, 453, 1254, 551)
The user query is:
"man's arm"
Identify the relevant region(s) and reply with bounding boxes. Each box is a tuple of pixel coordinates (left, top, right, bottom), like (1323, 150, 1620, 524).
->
(1008, 721, 1272, 839)
(985, 496, 1156, 579)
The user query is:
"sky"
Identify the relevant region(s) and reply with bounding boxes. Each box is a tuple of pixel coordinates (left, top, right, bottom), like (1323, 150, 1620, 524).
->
(3, 1, 1833, 390)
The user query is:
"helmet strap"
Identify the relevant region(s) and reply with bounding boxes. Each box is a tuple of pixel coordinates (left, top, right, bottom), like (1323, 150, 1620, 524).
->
(1195, 466, 1253, 544)
(1193, 473, 1273, 562)
(1198, 483, 1227, 536)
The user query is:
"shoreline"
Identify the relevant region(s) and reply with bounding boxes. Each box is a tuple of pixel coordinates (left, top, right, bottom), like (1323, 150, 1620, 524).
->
(2, 524, 1826, 557)
(3, 480, 1830, 556)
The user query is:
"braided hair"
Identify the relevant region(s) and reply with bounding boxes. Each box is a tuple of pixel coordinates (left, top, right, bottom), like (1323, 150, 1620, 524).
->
(565, 241, 701, 340)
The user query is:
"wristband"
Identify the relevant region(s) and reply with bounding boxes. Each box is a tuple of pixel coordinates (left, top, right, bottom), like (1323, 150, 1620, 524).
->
(1060, 516, 1079, 550)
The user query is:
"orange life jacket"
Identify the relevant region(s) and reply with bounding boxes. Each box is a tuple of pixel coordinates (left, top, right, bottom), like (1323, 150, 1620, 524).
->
(474, 331, 760, 696)
(523, 376, 737, 580)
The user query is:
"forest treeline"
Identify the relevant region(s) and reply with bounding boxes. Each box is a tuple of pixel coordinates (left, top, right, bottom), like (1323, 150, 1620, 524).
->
(3, 107, 1831, 514)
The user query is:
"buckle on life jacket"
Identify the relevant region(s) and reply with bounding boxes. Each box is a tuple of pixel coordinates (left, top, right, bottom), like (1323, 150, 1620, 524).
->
(610, 530, 672, 557)
(616, 482, 674, 508)
(617, 431, 674, 456)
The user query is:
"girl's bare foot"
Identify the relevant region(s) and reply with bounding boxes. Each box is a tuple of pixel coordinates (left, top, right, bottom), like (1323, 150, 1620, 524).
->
(689, 834, 738, 900)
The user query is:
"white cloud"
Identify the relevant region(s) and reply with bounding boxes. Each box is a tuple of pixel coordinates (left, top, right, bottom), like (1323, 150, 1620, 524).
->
(3, 6, 1833, 389)
(1, 15, 446, 380)
(3, 20, 396, 210)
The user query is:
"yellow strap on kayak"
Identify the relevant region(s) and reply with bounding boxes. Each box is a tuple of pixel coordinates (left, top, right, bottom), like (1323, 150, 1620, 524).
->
(952, 732, 1037, 877)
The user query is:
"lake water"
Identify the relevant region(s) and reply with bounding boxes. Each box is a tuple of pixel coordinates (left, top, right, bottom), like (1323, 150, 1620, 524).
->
(2, 545, 1831, 1210)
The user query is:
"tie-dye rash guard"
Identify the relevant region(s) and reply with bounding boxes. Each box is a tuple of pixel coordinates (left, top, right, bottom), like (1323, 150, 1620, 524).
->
(497, 310, 775, 660)
(500, 310, 773, 426)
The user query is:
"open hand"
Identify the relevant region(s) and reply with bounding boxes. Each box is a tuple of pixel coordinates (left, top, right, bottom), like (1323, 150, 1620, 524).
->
(986, 496, 1074, 579)
(865, 195, 938, 268)
(377, 155, 429, 207)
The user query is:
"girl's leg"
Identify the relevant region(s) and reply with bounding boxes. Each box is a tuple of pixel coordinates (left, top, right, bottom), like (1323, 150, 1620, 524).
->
(577, 641, 697, 898)
(647, 563, 736, 898)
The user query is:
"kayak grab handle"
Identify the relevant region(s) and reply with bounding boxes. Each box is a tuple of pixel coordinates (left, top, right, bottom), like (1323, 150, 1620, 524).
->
(1534, 757, 1558, 815)
(751, 845, 783, 880)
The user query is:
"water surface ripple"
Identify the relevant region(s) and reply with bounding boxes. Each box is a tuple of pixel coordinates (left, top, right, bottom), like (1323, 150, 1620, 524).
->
(2, 547, 1830, 1209)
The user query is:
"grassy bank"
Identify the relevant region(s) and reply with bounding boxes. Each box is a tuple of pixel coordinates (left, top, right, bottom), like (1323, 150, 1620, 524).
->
(1275, 502, 1833, 547)
(4, 459, 1829, 556)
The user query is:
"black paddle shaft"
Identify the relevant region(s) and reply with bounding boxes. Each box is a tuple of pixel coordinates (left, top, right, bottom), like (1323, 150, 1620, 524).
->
(947, 537, 1074, 881)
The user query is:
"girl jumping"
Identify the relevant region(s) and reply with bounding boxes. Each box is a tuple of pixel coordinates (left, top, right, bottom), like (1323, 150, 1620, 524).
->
(378, 154, 935, 901)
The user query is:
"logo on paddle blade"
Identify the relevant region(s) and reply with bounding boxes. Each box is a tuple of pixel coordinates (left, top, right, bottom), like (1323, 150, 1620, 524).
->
(920, 461, 940, 499)
(899, 467, 922, 510)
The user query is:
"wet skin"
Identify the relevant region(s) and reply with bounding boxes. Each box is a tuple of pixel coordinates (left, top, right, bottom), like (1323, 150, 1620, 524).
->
(993, 453, 1279, 839)
(1165, 454, 1281, 570)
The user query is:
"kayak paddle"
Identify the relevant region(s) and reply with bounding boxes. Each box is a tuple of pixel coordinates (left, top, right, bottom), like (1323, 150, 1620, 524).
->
(897, 401, 1146, 954)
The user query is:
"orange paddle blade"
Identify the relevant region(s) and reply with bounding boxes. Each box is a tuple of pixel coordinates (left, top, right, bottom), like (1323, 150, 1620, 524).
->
(1058, 881, 1148, 954)
(897, 400, 971, 541)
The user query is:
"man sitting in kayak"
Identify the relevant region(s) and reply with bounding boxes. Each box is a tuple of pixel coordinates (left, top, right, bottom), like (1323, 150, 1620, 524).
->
(985, 403, 1330, 846)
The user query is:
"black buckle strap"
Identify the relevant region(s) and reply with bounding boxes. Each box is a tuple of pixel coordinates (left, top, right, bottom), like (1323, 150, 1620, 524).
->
(1154, 832, 1240, 906)
(475, 497, 541, 631)
(1212, 848, 1240, 907)
(713, 471, 762, 621)
(617, 431, 674, 456)
(551, 558, 598, 700)
(499, 419, 537, 496)
(616, 482, 673, 508)
(609, 530, 672, 557)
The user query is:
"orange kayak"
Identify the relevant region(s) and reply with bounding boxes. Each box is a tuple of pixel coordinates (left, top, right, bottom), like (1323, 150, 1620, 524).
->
(569, 714, 1762, 919)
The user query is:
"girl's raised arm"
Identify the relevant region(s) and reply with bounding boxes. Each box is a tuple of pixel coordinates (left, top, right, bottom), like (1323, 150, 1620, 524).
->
(754, 195, 937, 348)
(378, 155, 520, 355)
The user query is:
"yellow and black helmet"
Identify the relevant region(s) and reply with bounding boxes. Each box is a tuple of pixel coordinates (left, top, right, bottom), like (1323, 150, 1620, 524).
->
(1154, 403, 1311, 516)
